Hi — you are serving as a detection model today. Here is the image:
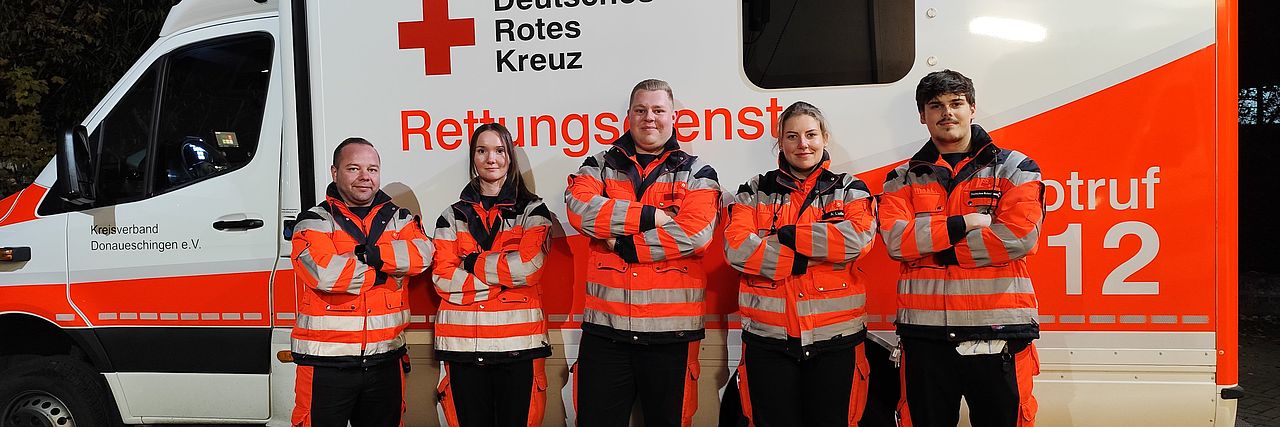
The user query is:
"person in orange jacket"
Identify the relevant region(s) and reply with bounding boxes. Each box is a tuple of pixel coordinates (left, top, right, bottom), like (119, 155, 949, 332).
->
(724, 101, 878, 426)
(563, 79, 721, 427)
(290, 137, 434, 427)
(879, 70, 1044, 427)
(430, 123, 554, 427)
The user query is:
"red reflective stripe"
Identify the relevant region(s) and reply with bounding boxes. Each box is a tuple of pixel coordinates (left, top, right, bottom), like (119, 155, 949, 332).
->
(848, 344, 870, 424)
(680, 341, 699, 427)
(1016, 344, 1039, 427)
(291, 365, 315, 427)
(528, 358, 547, 426)
(737, 357, 756, 427)
(438, 363, 461, 427)
(896, 346, 914, 427)
(293, 323, 404, 343)
(432, 320, 545, 338)
(801, 307, 867, 326)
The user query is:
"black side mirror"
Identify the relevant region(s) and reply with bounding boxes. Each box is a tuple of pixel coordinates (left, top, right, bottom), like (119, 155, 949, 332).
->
(56, 125, 95, 206)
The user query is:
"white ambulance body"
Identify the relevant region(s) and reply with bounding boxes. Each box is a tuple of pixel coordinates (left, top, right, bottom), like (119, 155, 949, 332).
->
(0, 0, 1240, 426)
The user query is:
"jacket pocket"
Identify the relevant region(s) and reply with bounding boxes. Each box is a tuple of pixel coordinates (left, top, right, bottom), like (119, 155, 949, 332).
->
(743, 275, 779, 289)
(318, 292, 359, 312)
(498, 292, 530, 304)
(1019, 395, 1038, 426)
(594, 255, 628, 272)
(586, 254, 628, 288)
(384, 291, 405, 309)
(849, 344, 871, 424)
(810, 267, 855, 294)
(911, 191, 945, 215)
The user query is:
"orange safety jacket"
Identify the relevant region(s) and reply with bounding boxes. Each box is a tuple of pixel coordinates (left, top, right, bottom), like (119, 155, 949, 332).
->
(431, 181, 553, 364)
(290, 183, 433, 367)
(878, 125, 1045, 342)
(565, 134, 721, 344)
(724, 153, 877, 358)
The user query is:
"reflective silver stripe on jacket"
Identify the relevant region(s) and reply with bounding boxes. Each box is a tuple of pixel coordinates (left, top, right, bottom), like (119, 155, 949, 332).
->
(296, 311, 410, 332)
(434, 335, 548, 353)
(582, 308, 703, 332)
(587, 283, 705, 305)
(436, 308, 544, 326)
(896, 307, 1038, 327)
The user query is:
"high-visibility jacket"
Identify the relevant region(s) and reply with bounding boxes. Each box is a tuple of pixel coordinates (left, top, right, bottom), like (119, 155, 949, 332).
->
(878, 125, 1045, 342)
(565, 134, 721, 344)
(431, 182, 553, 364)
(291, 183, 433, 367)
(724, 153, 877, 358)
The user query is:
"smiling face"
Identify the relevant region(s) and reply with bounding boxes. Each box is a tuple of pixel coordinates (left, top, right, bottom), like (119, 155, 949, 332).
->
(920, 92, 976, 152)
(779, 114, 827, 174)
(627, 89, 676, 154)
(330, 143, 381, 207)
(472, 130, 509, 187)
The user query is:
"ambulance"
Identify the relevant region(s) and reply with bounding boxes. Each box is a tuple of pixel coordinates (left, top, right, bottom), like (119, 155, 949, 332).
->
(0, 0, 1240, 425)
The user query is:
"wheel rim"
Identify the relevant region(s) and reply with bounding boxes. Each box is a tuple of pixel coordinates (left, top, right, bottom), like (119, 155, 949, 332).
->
(2, 391, 74, 427)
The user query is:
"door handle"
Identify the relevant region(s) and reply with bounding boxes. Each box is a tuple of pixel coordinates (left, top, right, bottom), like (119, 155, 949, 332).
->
(213, 219, 264, 231)
(1, 247, 31, 262)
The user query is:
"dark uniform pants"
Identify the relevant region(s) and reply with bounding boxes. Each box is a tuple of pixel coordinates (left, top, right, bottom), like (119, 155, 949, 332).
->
(573, 332, 700, 427)
(737, 341, 870, 426)
(437, 358, 547, 427)
(292, 360, 405, 427)
(897, 338, 1039, 427)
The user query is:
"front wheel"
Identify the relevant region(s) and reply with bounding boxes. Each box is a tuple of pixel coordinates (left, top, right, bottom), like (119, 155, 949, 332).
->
(0, 356, 120, 427)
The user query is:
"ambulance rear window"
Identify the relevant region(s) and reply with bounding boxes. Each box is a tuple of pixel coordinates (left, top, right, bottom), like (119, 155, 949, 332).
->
(742, 0, 914, 88)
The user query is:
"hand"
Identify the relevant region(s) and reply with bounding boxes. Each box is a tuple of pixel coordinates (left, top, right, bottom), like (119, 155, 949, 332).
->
(654, 209, 675, 227)
(963, 213, 992, 232)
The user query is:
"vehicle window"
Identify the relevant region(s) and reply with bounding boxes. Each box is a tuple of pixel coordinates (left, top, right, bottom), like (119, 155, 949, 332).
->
(153, 35, 272, 192)
(742, 0, 914, 88)
(94, 69, 157, 205)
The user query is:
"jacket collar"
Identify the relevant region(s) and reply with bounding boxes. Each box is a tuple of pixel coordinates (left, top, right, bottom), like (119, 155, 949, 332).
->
(324, 182, 392, 210)
(458, 177, 519, 209)
(612, 132, 681, 157)
(910, 124, 999, 167)
(775, 150, 835, 191)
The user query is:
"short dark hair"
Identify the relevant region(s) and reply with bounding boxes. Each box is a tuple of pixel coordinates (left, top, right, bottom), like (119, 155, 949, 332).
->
(468, 123, 538, 201)
(332, 137, 375, 166)
(915, 70, 976, 112)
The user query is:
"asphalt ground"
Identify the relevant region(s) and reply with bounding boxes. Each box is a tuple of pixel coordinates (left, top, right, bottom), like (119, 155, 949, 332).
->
(1238, 314, 1280, 427)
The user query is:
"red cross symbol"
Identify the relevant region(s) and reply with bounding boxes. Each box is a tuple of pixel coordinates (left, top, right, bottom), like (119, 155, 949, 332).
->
(398, 0, 475, 76)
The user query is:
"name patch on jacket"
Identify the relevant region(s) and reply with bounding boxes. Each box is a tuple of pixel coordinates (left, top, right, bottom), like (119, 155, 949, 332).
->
(968, 190, 1002, 199)
(821, 210, 845, 221)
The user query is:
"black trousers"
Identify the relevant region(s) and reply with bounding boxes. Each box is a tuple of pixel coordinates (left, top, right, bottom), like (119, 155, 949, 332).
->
(898, 338, 1038, 427)
(574, 332, 699, 427)
(437, 359, 545, 427)
(738, 341, 868, 427)
(719, 342, 899, 427)
(292, 360, 404, 427)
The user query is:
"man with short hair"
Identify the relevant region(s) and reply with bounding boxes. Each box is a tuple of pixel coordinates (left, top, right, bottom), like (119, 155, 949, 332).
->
(290, 137, 433, 427)
(878, 70, 1044, 427)
(564, 79, 722, 427)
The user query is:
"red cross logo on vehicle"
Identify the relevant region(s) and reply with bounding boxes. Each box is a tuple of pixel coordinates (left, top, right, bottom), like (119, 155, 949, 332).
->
(398, 0, 475, 76)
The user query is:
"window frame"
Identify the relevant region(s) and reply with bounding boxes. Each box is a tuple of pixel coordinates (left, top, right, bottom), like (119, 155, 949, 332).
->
(45, 32, 275, 214)
(741, 0, 915, 89)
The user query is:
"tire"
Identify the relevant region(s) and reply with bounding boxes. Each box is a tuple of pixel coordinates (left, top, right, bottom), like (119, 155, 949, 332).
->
(0, 356, 120, 427)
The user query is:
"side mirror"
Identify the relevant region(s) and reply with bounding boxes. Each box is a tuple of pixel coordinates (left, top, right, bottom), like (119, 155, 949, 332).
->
(56, 125, 95, 206)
